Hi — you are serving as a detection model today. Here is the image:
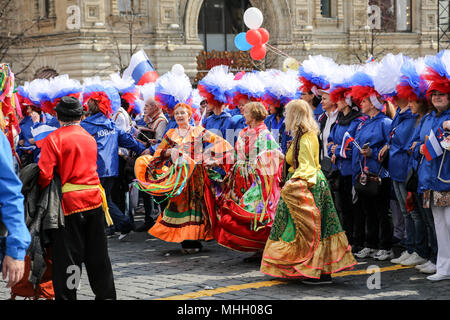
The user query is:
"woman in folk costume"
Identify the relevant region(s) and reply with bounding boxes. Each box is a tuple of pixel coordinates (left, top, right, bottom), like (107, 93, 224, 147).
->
(134, 70, 233, 254)
(216, 101, 284, 261)
(411, 51, 450, 281)
(260, 99, 356, 284)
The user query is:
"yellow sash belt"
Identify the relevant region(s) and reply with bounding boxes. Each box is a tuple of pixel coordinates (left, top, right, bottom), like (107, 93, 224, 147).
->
(62, 183, 113, 226)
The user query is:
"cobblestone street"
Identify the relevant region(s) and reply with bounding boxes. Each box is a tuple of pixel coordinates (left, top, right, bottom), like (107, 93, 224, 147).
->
(2, 212, 450, 302)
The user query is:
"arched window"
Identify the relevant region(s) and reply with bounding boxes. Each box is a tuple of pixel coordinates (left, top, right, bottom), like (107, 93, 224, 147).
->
(198, 0, 251, 52)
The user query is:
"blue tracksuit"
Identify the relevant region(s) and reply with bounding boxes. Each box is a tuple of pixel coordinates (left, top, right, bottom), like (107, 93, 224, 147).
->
(203, 111, 235, 145)
(352, 112, 392, 182)
(328, 111, 365, 177)
(264, 114, 289, 154)
(410, 109, 450, 193)
(0, 131, 31, 261)
(387, 109, 418, 182)
(81, 113, 146, 178)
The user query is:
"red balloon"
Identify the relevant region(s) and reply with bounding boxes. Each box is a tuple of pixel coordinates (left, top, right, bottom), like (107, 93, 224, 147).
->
(246, 29, 262, 46)
(258, 28, 270, 43)
(250, 45, 267, 60)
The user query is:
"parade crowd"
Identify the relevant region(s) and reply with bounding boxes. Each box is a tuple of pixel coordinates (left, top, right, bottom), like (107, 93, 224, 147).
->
(0, 50, 449, 300)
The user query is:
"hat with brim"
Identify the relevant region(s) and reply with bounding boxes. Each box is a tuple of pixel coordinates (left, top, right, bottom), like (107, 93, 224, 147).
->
(54, 96, 83, 118)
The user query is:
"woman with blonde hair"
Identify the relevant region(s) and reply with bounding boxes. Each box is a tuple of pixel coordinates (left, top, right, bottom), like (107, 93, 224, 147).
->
(260, 99, 356, 284)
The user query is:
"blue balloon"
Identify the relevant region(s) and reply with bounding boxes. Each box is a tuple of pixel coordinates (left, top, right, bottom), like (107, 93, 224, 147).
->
(234, 32, 252, 51)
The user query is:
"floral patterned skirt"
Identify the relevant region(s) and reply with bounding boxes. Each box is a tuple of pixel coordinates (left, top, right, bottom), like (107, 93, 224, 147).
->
(260, 170, 357, 279)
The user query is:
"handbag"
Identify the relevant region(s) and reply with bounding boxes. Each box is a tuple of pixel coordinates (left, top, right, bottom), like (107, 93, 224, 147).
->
(354, 157, 383, 197)
(406, 155, 424, 193)
(432, 191, 450, 207)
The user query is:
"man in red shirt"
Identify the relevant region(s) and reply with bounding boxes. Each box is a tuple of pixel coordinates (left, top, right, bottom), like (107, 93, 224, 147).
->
(38, 96, 116, 300)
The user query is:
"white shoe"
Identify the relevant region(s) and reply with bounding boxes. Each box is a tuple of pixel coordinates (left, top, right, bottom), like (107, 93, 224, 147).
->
(419, 262, 437, 274)
(426, 273, 450, 281)
(415, 260, 431, 270)
(390, 251, 412, 264)
(401, 252, 428, 266)
(374, 249, 395, 261)
(354, 247, 377, 259)
(118, 231, 131, 241)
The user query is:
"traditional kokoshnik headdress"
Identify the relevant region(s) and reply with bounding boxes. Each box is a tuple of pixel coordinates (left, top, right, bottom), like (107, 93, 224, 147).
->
(82, 77, 121, 118)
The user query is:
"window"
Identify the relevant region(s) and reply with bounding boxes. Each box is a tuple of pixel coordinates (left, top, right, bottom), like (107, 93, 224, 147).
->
(119, 0, 134, 14)
(368, 0, 412, 32)
(198, 0, 251, 52)
(321, 0, 332, 18)
(36, 0, 51, 18)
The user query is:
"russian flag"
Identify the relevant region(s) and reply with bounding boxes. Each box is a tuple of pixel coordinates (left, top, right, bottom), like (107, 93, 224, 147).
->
(365, 55, 375, 64)
(339, 132, 355, 158)
(31, 123, 58, 148)
(123, 50, 159, 86)
(423, 128, 444, 161)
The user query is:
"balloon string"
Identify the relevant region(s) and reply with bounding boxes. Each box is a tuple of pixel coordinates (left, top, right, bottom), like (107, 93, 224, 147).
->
(265, 43, 295, 60)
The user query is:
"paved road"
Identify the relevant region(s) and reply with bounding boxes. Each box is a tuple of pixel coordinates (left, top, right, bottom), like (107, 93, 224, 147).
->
(1, 212, 449, 302)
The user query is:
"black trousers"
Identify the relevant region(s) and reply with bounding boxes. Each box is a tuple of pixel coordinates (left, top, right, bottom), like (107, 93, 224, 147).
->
(50, 207, 116, 300)
(358, 178, 393, 250)
(337, 174, 356, 246)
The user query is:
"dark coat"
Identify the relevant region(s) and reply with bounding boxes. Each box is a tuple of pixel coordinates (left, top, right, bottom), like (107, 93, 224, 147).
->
(19, 164, 64, 286)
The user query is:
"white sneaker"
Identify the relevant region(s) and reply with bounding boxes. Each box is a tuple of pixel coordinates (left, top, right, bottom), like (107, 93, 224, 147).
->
(354, 247, 377, 259)
(374, 249, 395, 261)
(426, 273, 450, 281)
(401, 252, 428, 266)
(415, 260, 431, 270)
(390, 251, 412, 264)
(118, 231, 131, 241)
(419, 262, 437, 274)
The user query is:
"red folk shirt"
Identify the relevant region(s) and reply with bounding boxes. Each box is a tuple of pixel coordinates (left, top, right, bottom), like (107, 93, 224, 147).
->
(38, 125, 103, 215)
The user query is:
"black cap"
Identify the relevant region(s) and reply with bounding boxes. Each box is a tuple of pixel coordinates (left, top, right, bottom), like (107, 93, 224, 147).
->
(54, 96, 83, 118)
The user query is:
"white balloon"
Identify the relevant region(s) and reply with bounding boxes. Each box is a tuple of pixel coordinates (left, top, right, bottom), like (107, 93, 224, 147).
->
(243, 7, 264, 30)
(171, 64, 185, 75)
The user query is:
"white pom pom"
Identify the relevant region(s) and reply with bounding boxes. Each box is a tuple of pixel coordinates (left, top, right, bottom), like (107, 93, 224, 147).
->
(171, 64, 185, 76)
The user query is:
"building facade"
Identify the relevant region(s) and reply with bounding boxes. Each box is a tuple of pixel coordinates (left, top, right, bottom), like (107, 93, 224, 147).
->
(0, 0, 441, 83)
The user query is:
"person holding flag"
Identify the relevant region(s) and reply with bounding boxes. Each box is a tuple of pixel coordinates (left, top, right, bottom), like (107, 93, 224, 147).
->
(326, 80, 365, 253)
(413, 51, 450, 281)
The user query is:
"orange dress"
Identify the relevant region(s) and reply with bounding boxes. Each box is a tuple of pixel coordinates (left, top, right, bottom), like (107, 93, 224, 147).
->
(135, 126, 233, 243)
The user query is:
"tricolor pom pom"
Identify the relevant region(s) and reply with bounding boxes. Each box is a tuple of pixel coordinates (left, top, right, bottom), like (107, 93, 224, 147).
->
(423, 50, 450, 95)
(155, 69, 192, 110)
(198, 65, 235, 107)
(83, 77, 121, 118)
(371, 53, 405, 97)
(298, 55, 336, 93)
(138, 82, 156, 103)
(396, 58, 428, 101)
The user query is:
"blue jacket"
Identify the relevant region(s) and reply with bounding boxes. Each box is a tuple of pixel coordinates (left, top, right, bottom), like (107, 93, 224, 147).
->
(203, 111, 235, 145)
(225, 107, 242, 117)
(352, 112, 392, 181)
(0, 131, 31, 261)
(328, 110, 365, 177)
(410, 109, 450, 193)
(387, 109, 418, 182)
(81, 113, 146, 178)
(265, 114, 289, 154)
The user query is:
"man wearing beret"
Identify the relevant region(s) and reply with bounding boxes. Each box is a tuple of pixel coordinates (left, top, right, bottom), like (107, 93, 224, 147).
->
(38, 96, 116, 300)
